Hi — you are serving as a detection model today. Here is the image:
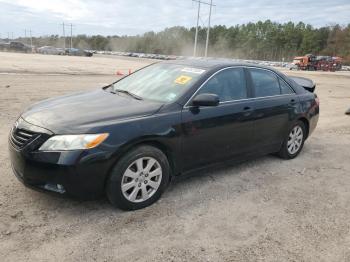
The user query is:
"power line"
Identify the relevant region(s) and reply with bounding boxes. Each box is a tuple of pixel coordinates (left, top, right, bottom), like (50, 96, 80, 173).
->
(61, 22, 75, 49)
(193, 0, 200, 56)
(205, 0, 213, 57)
(29, 29, 33, 50)
(62, 22, 66, 50)
(192, 0, 215, 57)
(70, 23, 73, 49)
(69, 23, 76, 49)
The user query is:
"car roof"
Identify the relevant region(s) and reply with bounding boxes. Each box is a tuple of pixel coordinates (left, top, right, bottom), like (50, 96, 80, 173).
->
(162, 58, 274, 71)
(161, 58, 306, 96)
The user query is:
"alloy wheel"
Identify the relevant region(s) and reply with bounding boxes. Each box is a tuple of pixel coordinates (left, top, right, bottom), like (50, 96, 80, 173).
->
(287, 125, 304, 155)
(121, 157, 162, 203)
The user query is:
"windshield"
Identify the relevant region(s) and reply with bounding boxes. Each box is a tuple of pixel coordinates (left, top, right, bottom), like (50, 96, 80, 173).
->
(112, 63, 206, 102)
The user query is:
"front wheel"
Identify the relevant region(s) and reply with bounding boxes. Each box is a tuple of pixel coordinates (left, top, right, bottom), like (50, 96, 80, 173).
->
(106, 145, 170, 210)
(278, 121, 306, 159)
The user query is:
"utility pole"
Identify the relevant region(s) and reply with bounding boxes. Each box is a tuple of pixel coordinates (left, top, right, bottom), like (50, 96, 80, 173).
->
(24, 29, 27, 44)
(193, 0, 200, 57)
(192, 0, 215, 57)
(29, 29, 33, 51)
(205, 0, 213, 57)
(62, 22, 66, 50)
(70, 23, 73, 49)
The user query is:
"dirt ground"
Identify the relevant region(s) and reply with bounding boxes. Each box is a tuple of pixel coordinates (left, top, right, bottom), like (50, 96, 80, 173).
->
(1, 52, 350, 262)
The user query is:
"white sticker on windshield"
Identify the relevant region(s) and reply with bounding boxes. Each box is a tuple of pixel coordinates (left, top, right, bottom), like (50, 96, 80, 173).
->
(181, 67, 205, 75)
(166, 93, 177, 101)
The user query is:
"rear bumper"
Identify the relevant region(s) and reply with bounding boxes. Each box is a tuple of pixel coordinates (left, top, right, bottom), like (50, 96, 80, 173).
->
(8, 140, 113, 200)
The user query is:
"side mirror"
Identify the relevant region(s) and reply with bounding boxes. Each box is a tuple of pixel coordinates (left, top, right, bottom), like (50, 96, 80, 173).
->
(192, 93, 219, 107)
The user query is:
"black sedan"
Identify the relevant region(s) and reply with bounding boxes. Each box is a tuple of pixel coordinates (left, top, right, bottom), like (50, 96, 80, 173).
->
(9, 59, 319, 210)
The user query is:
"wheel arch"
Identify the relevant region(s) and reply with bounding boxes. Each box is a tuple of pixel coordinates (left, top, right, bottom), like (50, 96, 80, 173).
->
(133, 140, 177, 178)
(298, 117, 310, 139)
(104, 138, 178, 189)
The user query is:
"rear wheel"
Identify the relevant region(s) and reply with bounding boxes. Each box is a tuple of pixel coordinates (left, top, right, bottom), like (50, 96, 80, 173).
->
(106, 145, 170, 210)
(278, 121, 306, 159)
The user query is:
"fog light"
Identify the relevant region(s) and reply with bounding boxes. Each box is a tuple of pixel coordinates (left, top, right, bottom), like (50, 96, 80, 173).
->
(43, 183, 66, 194)
(57, 184, 65, 192)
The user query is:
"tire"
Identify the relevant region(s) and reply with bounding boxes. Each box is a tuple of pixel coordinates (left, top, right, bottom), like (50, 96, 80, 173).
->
(278, 121, 306, 160)
(106, 145, 170, 210)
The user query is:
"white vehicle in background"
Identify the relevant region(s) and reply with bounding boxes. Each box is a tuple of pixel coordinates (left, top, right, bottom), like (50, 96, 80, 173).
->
(287, 63, 299, 70)
(37, 46, 64, 55)
(342, 65, 350, 71)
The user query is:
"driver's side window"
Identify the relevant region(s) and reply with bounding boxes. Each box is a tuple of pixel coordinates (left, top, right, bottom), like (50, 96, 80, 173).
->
(197, 68, 247, 102)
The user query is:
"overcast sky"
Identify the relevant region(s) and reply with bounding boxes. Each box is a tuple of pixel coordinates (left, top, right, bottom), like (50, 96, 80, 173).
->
(0, 0, 349, 38)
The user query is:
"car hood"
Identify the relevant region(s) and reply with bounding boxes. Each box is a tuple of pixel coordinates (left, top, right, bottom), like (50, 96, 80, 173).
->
(22, 89, 163, 134)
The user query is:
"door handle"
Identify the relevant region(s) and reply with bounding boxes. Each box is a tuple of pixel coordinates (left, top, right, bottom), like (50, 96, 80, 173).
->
(290, 99, 296, 104)
(243, 106, 253, 116)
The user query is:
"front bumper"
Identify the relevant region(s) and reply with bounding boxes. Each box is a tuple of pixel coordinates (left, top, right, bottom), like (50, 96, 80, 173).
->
(9, 139, 113, 200)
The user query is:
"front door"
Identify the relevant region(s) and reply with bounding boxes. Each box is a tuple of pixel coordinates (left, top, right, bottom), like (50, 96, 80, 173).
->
(180, 67, 255, 171)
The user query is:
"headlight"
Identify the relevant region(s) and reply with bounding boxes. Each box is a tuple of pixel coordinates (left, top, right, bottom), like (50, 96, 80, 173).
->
(39, 133, 109, 151)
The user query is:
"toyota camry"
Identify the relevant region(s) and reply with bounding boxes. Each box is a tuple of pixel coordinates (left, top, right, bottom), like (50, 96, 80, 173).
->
(9, 59, 319, 210)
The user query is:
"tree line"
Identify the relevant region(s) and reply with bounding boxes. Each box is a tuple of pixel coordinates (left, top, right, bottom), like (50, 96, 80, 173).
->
(21, 20, 350, 63)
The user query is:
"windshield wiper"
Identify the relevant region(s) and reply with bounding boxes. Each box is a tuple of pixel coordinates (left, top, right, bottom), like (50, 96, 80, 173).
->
(111, 89, 143, 100)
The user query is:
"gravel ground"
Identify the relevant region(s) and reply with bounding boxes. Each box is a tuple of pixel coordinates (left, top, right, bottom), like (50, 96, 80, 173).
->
(1, 52, 350, 262)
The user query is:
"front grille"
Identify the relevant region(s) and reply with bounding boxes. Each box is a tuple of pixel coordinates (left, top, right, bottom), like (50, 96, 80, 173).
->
(10, 127, 40, 149)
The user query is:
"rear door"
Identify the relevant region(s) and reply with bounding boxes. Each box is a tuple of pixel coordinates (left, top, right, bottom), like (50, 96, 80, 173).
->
(180, 67, 256, 171)
(247, 68, 298, 151)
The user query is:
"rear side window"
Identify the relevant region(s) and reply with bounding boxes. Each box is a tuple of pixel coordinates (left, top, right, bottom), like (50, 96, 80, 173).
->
(197, 68, 247, 102)
(279, 78, 294, 94)
(249, 69, 280, 97)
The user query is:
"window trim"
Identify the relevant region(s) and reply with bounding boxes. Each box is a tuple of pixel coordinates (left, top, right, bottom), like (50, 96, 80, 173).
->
(184, 66, 295, 108)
